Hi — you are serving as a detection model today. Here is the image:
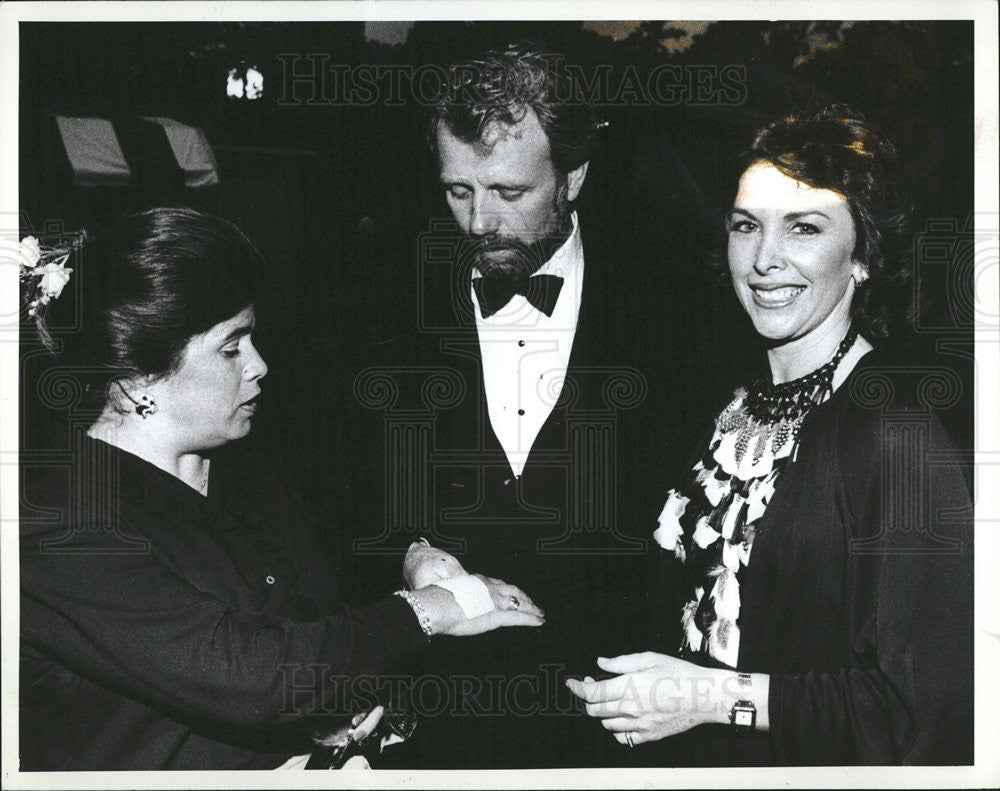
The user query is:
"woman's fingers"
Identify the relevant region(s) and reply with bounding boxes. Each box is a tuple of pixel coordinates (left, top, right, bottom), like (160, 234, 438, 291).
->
(480, 610, 545, 629)
(586, 699, 637, 718)
(476, 576, 545, 618)
(458, 607, 545, 634)
(499, 583, 542, 615)
(349, 705, 384, 741)
(612, 729, 647, 747)
(490, 608, 545, 628)
(565, 677, 587, 700)
(596, 652, 670, 674)
(599, 716, 637, 733)
(565, 674, 634, 704)
(502, 585, 543, 618)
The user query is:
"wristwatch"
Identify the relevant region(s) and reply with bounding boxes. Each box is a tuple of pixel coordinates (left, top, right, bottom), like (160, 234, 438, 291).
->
(729, 672, 757, 733)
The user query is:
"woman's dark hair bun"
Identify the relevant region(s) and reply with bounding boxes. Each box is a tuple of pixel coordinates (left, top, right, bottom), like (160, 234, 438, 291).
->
(33, 207, 265, 413)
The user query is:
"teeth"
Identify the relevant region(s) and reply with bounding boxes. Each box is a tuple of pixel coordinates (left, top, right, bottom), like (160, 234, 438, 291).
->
(753, 286, 804, 304)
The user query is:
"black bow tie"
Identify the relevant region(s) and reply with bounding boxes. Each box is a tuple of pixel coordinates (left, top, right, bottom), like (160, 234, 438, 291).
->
(472, 274, 564, 319)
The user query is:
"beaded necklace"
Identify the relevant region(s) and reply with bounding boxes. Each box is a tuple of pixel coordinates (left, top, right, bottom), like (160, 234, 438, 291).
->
(718, 324, 859, 466)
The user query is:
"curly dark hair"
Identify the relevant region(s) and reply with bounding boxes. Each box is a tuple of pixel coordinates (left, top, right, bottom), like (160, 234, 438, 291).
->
(426, 42, 604, 176)
(733, 105, 913, 341)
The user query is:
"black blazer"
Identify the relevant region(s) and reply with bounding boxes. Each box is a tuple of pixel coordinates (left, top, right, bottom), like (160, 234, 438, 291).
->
(349, 219, 692, 767)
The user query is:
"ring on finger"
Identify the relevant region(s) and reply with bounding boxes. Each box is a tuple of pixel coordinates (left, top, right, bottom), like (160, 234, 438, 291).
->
(625, 731, 635, 749)
(508, 595, 520, 610)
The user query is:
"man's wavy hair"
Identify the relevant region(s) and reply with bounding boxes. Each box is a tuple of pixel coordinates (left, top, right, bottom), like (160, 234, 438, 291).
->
(733, 105, 913, 342)
(427, 42, 604, 176)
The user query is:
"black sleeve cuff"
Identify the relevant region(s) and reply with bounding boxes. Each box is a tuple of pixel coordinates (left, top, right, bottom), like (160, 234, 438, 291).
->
(355, 593, 429, 658)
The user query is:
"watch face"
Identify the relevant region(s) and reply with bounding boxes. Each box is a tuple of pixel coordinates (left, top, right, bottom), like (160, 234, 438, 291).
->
(731, 701, 757, 731)
(733, 708, 754, 727)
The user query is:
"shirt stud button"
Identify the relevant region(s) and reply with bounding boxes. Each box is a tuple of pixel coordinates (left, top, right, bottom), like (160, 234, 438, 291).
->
(518, 409, 525, 416)
(265, 575, 275, 585)
(518, 340, 525, 347)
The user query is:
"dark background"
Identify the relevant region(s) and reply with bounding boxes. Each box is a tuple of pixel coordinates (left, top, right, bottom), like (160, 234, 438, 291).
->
(19, 20, 976, 585)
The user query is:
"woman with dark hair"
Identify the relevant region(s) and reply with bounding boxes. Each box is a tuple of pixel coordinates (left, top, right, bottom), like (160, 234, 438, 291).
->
(568, 106, 973, 765)
(19, 207, 544, 770)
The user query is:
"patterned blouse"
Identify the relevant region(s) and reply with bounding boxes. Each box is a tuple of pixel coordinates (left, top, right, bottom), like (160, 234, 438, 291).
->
(653, 387, 802, 668)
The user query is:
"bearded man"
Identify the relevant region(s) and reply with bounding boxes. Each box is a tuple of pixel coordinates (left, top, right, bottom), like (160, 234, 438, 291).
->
(351, 42, 691, 769)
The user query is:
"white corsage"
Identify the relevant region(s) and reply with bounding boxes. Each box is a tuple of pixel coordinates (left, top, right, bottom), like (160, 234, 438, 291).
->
(18, 231, 84, 318)
(19, 236, 42, 268)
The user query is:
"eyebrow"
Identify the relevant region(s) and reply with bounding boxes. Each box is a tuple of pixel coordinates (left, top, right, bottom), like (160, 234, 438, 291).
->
(727, 208, 831, 221)
(220, 322, 254, 345)
(439, 175, 530, 190)
(726, 208, 758, 224)
(784, 210, 831, 221)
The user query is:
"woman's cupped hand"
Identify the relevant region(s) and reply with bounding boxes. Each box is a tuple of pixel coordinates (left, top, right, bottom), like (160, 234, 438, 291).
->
(565, 652, 731, 746)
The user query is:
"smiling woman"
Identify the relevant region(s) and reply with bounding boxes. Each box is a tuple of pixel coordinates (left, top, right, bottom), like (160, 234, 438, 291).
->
(19, 208, 545, 770)
(726, 161, 869, 381)
(568, 106, 973, 766)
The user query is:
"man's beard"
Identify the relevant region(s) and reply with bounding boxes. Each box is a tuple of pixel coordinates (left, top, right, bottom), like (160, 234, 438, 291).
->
(469, 184, 571, 281)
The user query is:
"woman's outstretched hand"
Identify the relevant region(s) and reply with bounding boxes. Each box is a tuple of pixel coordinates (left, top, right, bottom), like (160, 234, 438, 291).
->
(565, 652, 736, 747)
(402, 542, 544, 635)
(410, 576, 544, 636)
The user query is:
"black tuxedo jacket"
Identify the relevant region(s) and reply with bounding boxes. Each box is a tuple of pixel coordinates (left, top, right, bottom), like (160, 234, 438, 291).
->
(348, 220, 696, 768)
